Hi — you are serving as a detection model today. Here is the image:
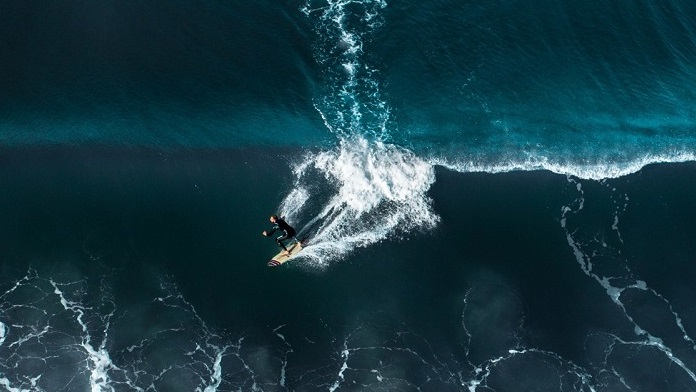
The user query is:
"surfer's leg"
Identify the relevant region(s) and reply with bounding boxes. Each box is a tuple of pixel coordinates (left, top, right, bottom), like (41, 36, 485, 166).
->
(287, 229, 298, 246)
(276, 234, 289, 251)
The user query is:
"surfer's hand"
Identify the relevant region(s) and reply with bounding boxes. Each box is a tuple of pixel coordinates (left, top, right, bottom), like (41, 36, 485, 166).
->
(262, 231, 267, 236)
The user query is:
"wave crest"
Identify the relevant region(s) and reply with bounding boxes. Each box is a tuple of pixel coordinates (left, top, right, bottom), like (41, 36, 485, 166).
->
(433, 150, 696, 180)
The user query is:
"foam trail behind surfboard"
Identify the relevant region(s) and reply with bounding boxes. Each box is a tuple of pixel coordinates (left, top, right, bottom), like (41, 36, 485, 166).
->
(278, 186, 310, 226)
(279, 138, 439, 267)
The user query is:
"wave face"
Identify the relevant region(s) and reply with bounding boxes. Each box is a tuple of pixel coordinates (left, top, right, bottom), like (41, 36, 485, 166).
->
(2, 1, 695, 176)
(377, 0, 696, 176)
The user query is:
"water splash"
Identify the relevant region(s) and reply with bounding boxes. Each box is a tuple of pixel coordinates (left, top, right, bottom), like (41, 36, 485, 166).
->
(281, 138, 438, 266)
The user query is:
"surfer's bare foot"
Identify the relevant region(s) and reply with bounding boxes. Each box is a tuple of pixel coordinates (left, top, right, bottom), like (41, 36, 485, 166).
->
(284, 250, 291, 256)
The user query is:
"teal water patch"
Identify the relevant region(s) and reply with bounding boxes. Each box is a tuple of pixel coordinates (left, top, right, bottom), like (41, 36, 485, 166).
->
(0, 105, 333, 148)
(0, 0, 324, 149)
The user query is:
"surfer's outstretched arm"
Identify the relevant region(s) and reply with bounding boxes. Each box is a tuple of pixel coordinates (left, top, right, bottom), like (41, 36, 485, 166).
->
(263, 225, 278, 237)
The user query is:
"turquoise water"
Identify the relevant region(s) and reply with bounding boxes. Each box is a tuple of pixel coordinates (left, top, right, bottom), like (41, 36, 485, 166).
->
(3, 1, 696, 170)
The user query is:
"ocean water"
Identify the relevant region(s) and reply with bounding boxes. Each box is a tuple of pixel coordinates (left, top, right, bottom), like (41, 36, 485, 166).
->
(1, 0, 696, 391)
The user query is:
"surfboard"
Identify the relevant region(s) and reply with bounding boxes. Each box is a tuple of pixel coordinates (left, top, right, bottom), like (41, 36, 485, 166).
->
(267, 242, 303, 267)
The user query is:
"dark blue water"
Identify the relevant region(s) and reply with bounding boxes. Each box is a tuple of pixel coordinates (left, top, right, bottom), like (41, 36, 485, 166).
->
(1, 1, 696, 391)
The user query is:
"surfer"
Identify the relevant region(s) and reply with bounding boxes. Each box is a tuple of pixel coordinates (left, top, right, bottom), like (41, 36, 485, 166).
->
(262, 215, 297, 255)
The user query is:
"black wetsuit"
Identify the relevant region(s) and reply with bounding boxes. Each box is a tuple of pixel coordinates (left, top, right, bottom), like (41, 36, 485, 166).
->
(267, 218, 296, 251)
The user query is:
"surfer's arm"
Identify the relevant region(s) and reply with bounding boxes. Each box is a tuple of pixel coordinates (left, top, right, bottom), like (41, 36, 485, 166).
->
(264, 224, 279, 236)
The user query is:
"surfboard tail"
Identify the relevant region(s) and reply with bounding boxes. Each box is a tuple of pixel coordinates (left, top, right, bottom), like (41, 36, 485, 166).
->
(267, 241, 306, 267)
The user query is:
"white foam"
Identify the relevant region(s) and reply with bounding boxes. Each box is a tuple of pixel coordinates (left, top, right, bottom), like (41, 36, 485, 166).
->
(431, 151, 696, 180)
(329, 348, 351, 392)
(50, 280, 117, 392)
(202, 346, 226, 392)
(0, 321, 6, 347)
(0, 377, 31, 392)
(280, 137, 438, 266)
(278, 186, 309, 225)
(303, 0, 391, 139)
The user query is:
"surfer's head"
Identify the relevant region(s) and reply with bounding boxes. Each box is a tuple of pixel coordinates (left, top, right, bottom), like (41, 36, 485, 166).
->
(270, 215, 279, 223)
